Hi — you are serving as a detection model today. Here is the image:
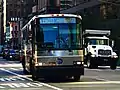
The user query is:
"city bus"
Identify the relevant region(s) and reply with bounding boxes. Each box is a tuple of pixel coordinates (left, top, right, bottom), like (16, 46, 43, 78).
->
(21, 14, 84, 81)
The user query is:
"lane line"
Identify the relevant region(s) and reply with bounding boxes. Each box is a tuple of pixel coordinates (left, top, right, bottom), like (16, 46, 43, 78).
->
(81, 76, 108, 82)
(64, 81, 120, 85)
(0, 68, 63, 90)
(0, 64, 22, 68)
(10, 68, 19, 71)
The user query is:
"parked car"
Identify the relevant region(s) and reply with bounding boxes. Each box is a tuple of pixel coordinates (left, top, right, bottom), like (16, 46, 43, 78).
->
(0, 45, 3, 57)
(2, 49, 9, 59)
(6, 49, 19, 60)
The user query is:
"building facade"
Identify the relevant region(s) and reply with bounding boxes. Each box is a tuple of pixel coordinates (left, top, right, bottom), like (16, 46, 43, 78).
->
(61, 0, 120, 19)
(60, 0, 73, 10)
(0, 0, 2, 45)
(37, 0, 60, 14)
(1, 0, 34, 48)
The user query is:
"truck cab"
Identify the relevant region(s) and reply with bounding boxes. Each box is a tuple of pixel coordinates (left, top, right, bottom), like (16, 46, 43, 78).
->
(83, 29, 118, 69)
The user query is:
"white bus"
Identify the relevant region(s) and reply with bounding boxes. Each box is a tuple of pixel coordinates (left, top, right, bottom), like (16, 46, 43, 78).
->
(21, 14, 84, 81)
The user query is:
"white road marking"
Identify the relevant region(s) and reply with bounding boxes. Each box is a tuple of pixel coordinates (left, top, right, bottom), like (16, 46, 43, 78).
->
(81, 76, 108, 81)
(64, 81, 120, 85)
(0, 83, 43, 88)
(0, 86, 5, 88)
(0, 63, 22, 67)
(9, 83, 30, 88)
(19, 68, 23, 70)
(85, 68, 104, 71)
(0, 77, 25, 82)
(0, 78, 6, 81)
(10, 68, 19, 71)
(0, 68, 63, 90)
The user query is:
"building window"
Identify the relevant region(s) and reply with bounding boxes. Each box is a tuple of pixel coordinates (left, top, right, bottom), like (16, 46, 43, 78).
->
(17, 11, 20, 17)
(14, 10, 17, 17)
(10, 11, 13, 17)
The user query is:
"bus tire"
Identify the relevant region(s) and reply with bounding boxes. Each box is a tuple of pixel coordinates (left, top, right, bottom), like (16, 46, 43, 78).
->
(31, 64, 38, 81)
(21, 56, 29, 74)
(32, 74, 38, 81)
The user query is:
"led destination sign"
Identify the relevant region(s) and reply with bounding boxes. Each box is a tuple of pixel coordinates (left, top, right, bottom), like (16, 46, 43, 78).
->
(40, 18, 76, 24)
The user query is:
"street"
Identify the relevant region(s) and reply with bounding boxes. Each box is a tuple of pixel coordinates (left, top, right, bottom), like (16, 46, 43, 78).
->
(0, 58, 120, 90)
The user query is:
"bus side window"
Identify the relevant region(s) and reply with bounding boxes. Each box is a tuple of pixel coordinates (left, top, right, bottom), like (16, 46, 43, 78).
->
(36, 27, 44, 43)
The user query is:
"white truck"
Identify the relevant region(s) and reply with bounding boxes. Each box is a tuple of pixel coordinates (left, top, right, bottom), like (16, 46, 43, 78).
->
(83, 29, 118, 69)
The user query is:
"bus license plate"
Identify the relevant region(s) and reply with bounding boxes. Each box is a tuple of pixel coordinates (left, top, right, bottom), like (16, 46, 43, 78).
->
(49, 62, 56, 66)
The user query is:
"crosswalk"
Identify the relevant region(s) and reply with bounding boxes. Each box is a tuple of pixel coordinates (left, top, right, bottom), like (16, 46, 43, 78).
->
(0, 67, 62, 90)
(0, 63, 22, 67)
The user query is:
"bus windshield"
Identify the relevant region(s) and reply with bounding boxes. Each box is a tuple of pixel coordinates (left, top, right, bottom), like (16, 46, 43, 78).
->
(36, 17, 81, 50)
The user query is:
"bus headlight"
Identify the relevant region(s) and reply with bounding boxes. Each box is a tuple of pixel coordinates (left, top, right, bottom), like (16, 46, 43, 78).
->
(77, 62, 81, 65)
(73, 61, 84, 65)
(36, 62, 56, 66)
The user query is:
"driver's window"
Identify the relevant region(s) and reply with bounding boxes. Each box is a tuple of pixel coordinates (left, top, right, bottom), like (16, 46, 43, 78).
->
(40, 25, 58, 48)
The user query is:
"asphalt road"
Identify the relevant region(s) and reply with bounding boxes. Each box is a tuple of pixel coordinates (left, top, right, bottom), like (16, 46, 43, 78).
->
(0, 57, 120, 90)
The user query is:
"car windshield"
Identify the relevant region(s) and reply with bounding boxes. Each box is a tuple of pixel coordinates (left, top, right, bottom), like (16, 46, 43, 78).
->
(10, 50, 15, 53)
(88, 39, 109, 45)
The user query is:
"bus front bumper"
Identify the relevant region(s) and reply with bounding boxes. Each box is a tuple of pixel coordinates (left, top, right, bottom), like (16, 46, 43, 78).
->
(35, 65, 84, 78)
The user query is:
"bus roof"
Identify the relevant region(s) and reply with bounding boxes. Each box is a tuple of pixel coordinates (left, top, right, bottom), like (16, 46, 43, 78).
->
(21, 14, 82, 31)
(84, 29, 111, 36)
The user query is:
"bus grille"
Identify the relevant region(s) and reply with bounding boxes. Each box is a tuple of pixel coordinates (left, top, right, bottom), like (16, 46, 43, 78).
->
(98, 49, 111, 55)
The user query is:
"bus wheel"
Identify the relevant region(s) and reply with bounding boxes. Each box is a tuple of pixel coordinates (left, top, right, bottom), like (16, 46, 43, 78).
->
(74, 75, 80, 81)
(22, 57, 29, 74)
(32, 74, 38, 81)
(31, 66, 38, 81)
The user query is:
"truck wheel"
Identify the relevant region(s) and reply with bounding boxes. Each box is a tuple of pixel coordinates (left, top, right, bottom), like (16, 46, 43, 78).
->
(110, 60, 117, 70)
(110, 65, 117, 70)
(74, 75, 80, 81)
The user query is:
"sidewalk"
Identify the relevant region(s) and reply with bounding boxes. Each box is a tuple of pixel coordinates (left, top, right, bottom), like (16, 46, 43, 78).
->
(0, 57, 22, 67)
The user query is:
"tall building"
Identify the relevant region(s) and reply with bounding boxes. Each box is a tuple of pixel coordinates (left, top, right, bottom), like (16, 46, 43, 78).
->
(1, 0, 34, 48)
(37, 0, 60, 14)
(4, 0, 23, 48)
(60, 0, 73, 10)
(37, 0, 74, 13)
(61, 0, 120, 19)
(0, 0, 2, 45)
